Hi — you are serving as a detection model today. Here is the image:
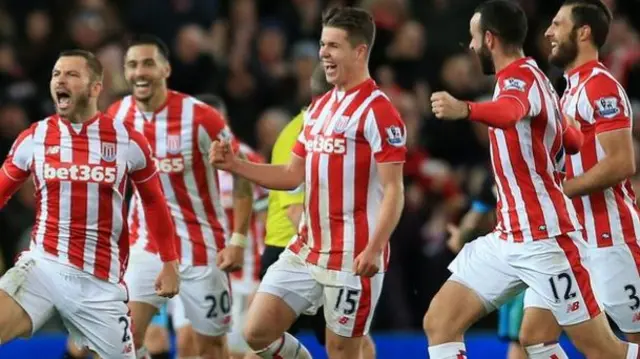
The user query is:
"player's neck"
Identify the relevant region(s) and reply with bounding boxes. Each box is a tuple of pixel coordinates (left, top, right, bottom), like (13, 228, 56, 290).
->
(564, 48, 599, 74)
(336, 70, 370, 92)
(493, 50, 525, 74)
(65, 106, 99, 124)
(138, 86, 168, 113)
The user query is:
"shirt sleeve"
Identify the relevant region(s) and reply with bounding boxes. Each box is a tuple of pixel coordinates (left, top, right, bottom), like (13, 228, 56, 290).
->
(127, 130, 158, 184)
(196, 105, 240, 154)
(2, 126, 35, 182)
(363, 99, 407, 163)
(495, 68, 537, 117)
(580, 74, 632, 135)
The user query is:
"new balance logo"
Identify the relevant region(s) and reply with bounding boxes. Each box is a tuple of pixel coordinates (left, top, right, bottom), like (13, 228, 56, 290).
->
(43, 163, 117, 183)
(46, 146, 60, 155)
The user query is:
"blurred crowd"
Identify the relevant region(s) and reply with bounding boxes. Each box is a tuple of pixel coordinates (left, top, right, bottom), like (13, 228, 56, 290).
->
(1, 0, 640, 332)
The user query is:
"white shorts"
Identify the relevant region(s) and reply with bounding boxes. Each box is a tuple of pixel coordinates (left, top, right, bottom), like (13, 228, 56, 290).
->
(124, 250, 231, 336)
(258, 249, 384, 337)
(449, 231, 600, 326)
(0, 253, 135, 358)
(525, 242, 640, 332)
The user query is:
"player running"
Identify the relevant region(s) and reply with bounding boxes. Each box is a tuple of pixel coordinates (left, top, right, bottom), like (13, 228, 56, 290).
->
(210, 7, 406, 359)
(423, 1, 638, 358)
(109, 35, 254, 359)
(519, 1, 640, 357)
(0, 49, 179, 359)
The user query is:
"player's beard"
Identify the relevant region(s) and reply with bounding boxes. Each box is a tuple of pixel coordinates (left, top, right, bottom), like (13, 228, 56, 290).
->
(70, 89, 91, 119)
(478, 41, 495, 75)
(549, 29, 579, 70)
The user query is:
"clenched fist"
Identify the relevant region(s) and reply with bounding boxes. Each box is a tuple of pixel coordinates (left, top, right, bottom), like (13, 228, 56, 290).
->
(431, 91, 470, 120)
(209, 140, 236, 171)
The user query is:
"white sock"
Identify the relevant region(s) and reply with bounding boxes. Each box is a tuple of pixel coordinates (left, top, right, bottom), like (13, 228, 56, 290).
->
(627, 342, 639, 359)
(525, 343, 568, 358)
(428, 342, 467, 359)
(253, 332, 312, 359)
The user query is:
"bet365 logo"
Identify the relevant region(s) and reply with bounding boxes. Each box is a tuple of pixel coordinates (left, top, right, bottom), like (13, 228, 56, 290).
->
(43, 163, 117, 183)
(306, 136, 346, 155)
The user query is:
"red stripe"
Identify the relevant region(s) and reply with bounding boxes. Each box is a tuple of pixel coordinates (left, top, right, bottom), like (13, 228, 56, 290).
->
(582, 134, 613, 247)
(118, 180, 130, 281)
(43, 119, 61, 255)
(352, 277, 372, 336)
(489, 129, 523, 242)
(556, 234, 600, 317)
(353, 114, 371, 262)
(307, 150, 321, 265)
(68, 127, 89, 269)
(94, 118, 117, 280)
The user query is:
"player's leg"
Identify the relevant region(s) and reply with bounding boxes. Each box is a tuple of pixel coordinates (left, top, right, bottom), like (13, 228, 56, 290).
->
(323, 272, 385, 359)
(178, 264, 233, 359)
(361, 334, 376, 358)
(169, 296, 199, 359)
(514, 233, 634, 358)
(587, 244, 640, 345)
(228, 289, 256, 359)
(496, 292, 528, 359)
(144, 304, 171, 358)
(0, 254, 54, 343)
(123, 251, 167, 358)
(424, 233, 525, 359)
(244, 249, 319, 358)
(518, 289, 565, 358)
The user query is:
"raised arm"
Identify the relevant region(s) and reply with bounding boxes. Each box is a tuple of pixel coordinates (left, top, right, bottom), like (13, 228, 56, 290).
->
(0, 127, 35, 207)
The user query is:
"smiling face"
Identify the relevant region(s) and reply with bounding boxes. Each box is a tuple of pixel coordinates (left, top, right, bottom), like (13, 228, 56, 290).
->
(124, 44, 170, 103)
(319, 26, 366, 87)
(545, 5, 580, 70)
(50, 56, 97, 118)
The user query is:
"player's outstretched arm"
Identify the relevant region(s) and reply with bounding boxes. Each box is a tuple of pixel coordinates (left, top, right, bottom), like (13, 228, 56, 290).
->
(209, 140, 305, 191)
(0, 127, 34, 208)
(0, 170, 28, 208)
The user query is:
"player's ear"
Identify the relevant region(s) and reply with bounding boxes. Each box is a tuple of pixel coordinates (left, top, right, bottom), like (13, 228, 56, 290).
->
(577, 25, 591, 43)
(484, 31, 494, 49)
(90, 79, 103, 99)
(356, 43, 369, 61)
(163, 62, 172, 79)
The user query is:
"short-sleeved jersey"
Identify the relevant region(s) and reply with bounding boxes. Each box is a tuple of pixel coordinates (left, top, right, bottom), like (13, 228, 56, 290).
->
(561, 60, 638, 247)
(1, 113, 157, 282)
(109, 91, 236, 266)
(264, 111, 305, 247)
(218, 142, 267, 284)
(488, 57, 581, 242)
(288, 79, 407, 273)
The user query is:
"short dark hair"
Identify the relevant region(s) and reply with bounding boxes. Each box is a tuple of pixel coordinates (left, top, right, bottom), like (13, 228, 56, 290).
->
(475, 0, 528, 49)
(322, 7, 376, 52)
(128, 34, 170, 60)
(563, 0, 612, 49)
(310, 65, 332, 97)
(59, 49, 103, 82)
(196, 93, 226, 115)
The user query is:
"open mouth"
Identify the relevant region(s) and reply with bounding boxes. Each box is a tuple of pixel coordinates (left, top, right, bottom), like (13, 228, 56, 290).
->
(324, 63, 337, 75)
(56, 89, 71, 110)
(134, 80, 151, 91)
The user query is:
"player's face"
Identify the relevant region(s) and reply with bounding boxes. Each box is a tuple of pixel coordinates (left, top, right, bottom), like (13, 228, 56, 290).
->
(319, 27, 365, 86)
(50, 56, 95, 118)
(469, 13, 495, 75)
(546, 6, 579, 70)
(124, 45, 170, 102)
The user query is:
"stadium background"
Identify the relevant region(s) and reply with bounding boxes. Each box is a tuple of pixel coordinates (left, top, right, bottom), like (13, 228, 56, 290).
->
(0, 0, 639, 357)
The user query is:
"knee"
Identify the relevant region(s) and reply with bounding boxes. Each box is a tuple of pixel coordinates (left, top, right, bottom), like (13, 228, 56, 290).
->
(325, 336, 360, 359)
(423, 302, 455, 341)
(518, 311, 561, 347)
(243, 323, 271, 350)
(176, 328, 197, 356)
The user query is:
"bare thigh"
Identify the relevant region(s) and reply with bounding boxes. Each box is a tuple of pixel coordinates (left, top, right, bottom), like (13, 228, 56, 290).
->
(0, 290, 33, 342)
(128, 301, 159, 348)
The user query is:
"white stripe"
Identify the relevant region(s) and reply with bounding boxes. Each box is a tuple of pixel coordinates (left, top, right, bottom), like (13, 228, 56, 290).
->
(110, 120, 129, 281)
(83, 121, 101, 274)
(33, 120, 50, 253)
(57, 121, 73, 264)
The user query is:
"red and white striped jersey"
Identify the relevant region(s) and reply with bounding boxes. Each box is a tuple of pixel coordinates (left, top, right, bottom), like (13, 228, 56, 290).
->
(218, 143, 267, 291)
(288, 79, 407, 273)
(489, 57, 581, 242)
(561, 60, 638, 247)
(109, 91, 235, 266)
(1, 113, 157, 282)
